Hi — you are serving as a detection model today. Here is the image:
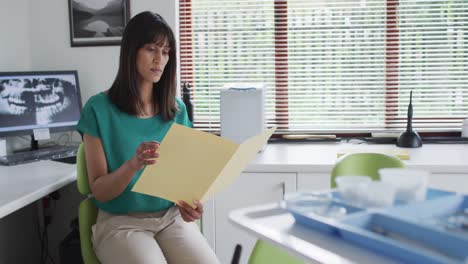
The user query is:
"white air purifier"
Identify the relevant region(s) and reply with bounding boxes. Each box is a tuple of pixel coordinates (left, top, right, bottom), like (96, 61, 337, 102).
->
(220, 84, 265, 144)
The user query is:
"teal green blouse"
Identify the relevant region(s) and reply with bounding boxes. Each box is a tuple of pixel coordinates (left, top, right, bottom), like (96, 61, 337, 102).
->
(76, 93, 192, 214)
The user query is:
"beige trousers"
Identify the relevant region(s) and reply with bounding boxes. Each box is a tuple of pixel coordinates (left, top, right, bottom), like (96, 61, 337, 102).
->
(91, 206, 220, 264)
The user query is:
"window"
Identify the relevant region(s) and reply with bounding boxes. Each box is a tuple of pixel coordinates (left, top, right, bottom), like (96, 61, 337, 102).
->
(179, 0, 468, 134)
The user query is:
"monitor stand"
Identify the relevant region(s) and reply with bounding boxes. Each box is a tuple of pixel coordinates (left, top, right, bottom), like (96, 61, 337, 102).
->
(30, 134, 39, 151)
(11, 134, 77, 164)
(13, 134, 54, 153)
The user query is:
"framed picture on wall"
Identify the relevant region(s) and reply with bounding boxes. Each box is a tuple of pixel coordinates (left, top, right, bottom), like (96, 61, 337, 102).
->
(68, 0, 130, 47)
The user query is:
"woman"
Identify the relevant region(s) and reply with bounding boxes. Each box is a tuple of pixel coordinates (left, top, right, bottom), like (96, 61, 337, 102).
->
(76, 11, 219, 264)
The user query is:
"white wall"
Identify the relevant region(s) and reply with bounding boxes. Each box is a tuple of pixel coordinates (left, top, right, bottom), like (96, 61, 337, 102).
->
(0, 1, 178, 263)
(0, 1, 38, 263)
(29, 0, 177, 103)
(0, 0, 31, 71)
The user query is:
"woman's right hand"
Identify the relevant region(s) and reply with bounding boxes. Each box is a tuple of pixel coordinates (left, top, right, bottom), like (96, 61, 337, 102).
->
(128, 141, 160, 171)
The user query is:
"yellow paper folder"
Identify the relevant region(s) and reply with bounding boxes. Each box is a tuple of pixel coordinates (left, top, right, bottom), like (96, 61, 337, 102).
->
(132, 124, 276, 205)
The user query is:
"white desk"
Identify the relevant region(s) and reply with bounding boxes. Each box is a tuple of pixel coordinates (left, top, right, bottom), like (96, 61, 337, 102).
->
(229, 203, 400, 264)
(0, 161, 76, 218)
(246, 143, 468, 174)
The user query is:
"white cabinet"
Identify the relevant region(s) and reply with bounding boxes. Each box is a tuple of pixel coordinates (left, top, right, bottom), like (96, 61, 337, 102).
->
(214, 172, 296, 264)
(428, 173, 468, 194)
(297, 173, 331, 191)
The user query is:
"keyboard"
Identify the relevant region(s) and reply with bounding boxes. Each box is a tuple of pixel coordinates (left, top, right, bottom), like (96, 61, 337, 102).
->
(0, 145, 79, 166)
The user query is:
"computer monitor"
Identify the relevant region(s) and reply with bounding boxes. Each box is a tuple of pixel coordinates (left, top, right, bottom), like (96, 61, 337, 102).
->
(0, 71, 82, 143)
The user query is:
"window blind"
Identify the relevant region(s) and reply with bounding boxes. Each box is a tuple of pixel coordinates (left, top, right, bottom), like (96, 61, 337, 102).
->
(179, 0, 468, 134)
(396, 0, 468, 131)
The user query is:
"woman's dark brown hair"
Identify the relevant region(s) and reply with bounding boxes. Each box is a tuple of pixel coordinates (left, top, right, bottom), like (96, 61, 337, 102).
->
(108, 11, 177, 121)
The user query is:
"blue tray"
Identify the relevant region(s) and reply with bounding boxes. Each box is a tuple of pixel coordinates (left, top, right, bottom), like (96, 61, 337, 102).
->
(284, 188, 468, 263)
(284, 192, 362, 234)
(284, 188, 455, 235)
(340, 211, 468, 264)
(331, 188, 454, 205)
(383, 195, 468, 239)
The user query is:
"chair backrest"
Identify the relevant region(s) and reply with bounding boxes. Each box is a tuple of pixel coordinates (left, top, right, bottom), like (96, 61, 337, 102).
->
(330, 152, 405, 188)
(76, 142, 100, 264)
(79, 198, 99, 264)
(248, 240, 304, 264)
(77, 143, 91, 195)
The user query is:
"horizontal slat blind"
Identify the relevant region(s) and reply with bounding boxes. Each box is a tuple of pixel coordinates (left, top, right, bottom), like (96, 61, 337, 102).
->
(396, 0, 468, 131)
(180, 0, 276, 133)
(179, 0, 468, 134)
(286, 0, 387, 132)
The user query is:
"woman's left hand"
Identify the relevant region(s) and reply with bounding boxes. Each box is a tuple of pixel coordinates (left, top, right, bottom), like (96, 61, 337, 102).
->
(177, 200, 203, 222)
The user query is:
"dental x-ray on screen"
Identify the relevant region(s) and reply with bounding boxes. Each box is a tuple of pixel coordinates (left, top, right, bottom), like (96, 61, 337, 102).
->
(0, 71, 82, 136)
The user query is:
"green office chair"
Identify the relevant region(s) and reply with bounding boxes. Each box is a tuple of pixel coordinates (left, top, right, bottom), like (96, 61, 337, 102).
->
(231, 240, 304, 264)
(76, 143, 100, 264)
(77, 143, 203, 263)
(248, 240, 304, 264)
(330, 152, 405, 188)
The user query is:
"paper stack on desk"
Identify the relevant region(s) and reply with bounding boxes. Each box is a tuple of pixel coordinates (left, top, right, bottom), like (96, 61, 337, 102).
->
(132, 124, 276, 206)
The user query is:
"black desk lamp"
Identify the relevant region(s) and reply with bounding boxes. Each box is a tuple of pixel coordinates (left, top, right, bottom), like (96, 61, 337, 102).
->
(396, 91, 422, 148)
